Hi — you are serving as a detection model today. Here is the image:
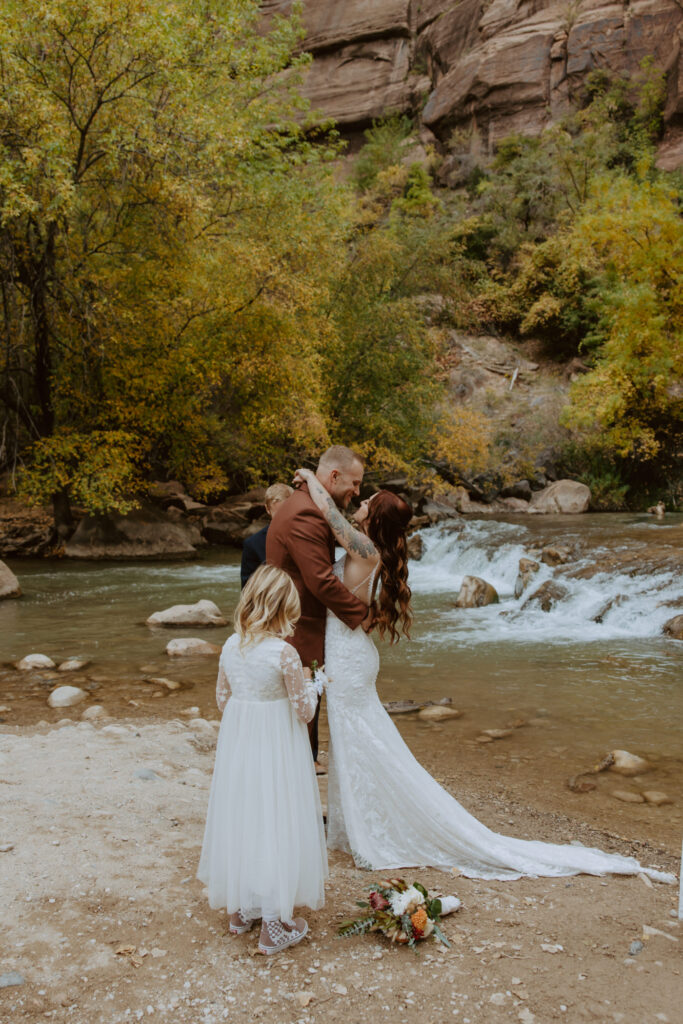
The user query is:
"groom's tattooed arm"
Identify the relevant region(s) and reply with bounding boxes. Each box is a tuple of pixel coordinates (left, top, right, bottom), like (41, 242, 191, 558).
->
(305, 474, 377, 560)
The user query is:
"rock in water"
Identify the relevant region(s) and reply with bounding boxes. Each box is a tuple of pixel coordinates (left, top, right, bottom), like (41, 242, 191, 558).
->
(601, 749, 650, 777)
(58, 658, 91, 672)
(143, 676, 182, 691)
(529, 480, 591, 514)
(522, 580, 568, 613)
(541, 545, 572, 566)
(47, 685, 88, 709)
(514, 557, 539, 598)
(662, 614, 683, 640)
(15, 653, 56, 671)
(455, 575, 499, 607)
(0, 560, 21, 599)
(64, 507, 200, 559)
(81, 705, 106, 721)
(611, 790, 645, 804)
(417, 705, 463, 722)
(642, 791, 673, 806)
(146, 599, 227, 628)
(166, 638, 220, 657)
(407, 534, 423, 561)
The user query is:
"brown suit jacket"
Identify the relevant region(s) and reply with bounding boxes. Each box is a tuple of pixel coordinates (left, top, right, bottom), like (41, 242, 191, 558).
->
(266, 484, 367, 666)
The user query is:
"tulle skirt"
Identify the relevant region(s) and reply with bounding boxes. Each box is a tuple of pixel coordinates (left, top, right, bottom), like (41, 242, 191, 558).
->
(198, 697, 328, 921)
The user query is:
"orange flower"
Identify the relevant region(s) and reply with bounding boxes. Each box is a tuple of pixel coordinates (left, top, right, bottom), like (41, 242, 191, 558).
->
(411, 907, 428, 937)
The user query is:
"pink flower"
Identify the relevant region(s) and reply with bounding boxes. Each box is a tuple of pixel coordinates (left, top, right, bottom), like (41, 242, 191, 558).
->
(369, 891, 390, 911)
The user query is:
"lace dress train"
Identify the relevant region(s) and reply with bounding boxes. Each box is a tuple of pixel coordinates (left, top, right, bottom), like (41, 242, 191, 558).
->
(324, 558, 674, 884)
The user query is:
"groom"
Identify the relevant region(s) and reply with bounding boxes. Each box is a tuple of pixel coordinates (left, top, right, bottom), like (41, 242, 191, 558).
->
(266, 445, 371, 763)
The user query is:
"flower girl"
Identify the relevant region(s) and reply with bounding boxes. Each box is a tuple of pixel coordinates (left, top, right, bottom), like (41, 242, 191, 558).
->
(197, 564, 327, 955)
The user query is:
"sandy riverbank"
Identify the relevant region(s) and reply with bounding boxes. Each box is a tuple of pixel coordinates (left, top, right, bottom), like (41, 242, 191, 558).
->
(0, 712, 680, 1024)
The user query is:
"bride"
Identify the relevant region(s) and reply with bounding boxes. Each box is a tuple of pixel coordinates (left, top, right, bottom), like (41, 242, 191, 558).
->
(293, 468, 674, 884)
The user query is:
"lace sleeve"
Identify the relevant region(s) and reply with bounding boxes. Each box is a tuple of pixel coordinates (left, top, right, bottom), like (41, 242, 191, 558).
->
(216, 662, 231, 712)
(280, 643, 318, 724)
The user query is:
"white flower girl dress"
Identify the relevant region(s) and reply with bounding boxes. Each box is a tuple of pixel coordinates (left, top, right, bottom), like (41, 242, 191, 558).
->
(198, 633, 328, 922)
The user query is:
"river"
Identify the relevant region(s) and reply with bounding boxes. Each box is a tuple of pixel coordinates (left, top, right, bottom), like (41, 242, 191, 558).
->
(2, 512, 682, 845)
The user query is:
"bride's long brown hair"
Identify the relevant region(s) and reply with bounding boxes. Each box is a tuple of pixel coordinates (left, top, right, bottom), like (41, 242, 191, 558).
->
(365, 490, 413, 643)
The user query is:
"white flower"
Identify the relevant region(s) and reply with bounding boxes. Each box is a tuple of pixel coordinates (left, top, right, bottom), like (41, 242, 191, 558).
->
(389, 886, 425, 918)
(312, 669, 328, 697)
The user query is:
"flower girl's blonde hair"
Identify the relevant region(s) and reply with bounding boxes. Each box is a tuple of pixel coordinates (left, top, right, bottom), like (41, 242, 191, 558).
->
(234, 564, 300, 644)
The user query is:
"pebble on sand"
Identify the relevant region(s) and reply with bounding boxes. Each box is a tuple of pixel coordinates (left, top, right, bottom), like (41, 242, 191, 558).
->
(417, 706, 463, 722)
(642, 791, 673, 806)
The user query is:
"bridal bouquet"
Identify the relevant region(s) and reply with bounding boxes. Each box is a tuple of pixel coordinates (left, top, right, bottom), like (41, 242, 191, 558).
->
(338, 879, 455, 951)
(310, 660, 328, 697)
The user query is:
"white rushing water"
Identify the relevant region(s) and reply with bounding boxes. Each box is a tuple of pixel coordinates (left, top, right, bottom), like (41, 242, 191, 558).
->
(409, 520, 682, 646)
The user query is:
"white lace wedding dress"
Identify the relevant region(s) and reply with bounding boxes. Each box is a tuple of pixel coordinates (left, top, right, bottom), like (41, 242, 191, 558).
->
(325, 556, 674, 883)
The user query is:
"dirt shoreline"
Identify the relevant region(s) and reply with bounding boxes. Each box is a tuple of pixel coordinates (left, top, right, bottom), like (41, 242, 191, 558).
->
(1, 709, 680, 1024)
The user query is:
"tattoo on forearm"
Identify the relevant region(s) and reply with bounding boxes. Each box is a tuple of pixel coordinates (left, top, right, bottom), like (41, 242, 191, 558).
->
(307, 474, 376, 558)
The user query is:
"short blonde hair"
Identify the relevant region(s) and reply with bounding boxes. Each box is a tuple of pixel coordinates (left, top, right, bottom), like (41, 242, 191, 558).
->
(234, 564, 300, 645)
(265, 483, 292, 506)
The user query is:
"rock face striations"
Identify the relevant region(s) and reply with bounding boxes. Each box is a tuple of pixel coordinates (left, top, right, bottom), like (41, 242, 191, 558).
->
(262, 1, 683, 166)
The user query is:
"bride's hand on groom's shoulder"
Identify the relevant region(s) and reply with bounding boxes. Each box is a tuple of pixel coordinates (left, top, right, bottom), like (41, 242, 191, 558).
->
(292, 467, 312, 487)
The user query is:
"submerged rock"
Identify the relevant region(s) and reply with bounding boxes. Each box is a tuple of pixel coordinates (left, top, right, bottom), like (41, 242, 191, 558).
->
(146, 599, 227, 628)
(642, 791, 673, 806)
(598, 749, 650, 777)
(417, 705, 463, 722)
(612, 790, 645, 804)
(455, 575, 499, 608)
(166, 638, 220, 657)
(383, 697, 453, 715)
(47, 685, 87, 709)
(0, 560, 21, 599)
(143, 676, 182, 691)
(529, 480, 591, 514)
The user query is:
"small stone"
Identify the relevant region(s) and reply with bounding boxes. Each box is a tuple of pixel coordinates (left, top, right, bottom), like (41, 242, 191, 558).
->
(296, 992, 314, 1007)
(81, 705, 106, 721)
(541, 546, 572, 566)
(143, 676, 182, 690)
(16, 654, 56, 671)
(489, 992, 506, 1005)
(0, 971, 25, 988)
(611, 790, 645, 804)
(417, 706, 463, 722)
(134, 768, 160, 781)
(629, 940, 644, 955)
(332, 983, 347, 995)
(47, 685, 87, 709)
(179, 706, 200, 718)
(476, 735, 494, 744)
(100, 724, 130, 737)
(150, 948, 167, 958)
(481, 728, 514, 739)
(58, 658, 91, 672)
(540, 943, 563, 953)
(0, 843, 14, 853)
(642, 791, 673, 806)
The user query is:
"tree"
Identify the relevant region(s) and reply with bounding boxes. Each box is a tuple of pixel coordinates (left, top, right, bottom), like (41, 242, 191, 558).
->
(0, 0, 345, 524)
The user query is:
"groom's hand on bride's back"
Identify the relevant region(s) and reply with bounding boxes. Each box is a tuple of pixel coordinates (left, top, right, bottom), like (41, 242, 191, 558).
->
(361, 603, 377, 633)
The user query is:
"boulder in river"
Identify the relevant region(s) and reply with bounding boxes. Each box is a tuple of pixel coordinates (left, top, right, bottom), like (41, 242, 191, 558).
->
(455, 575, 499, 608)
(146, 599, 227, 628)
(65, 506, 201, 560)
(407, 534, 424, 561)
(529, 480, 591, 514)
(662, 614, 683, 639)
(522, 580, 568, 613)
(541, 545, 572, 566)
(166, 638, 220, 657)
(0, 560, 21, 599)
(47, 685, 87, 708)
(15, 653, 56, 671)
